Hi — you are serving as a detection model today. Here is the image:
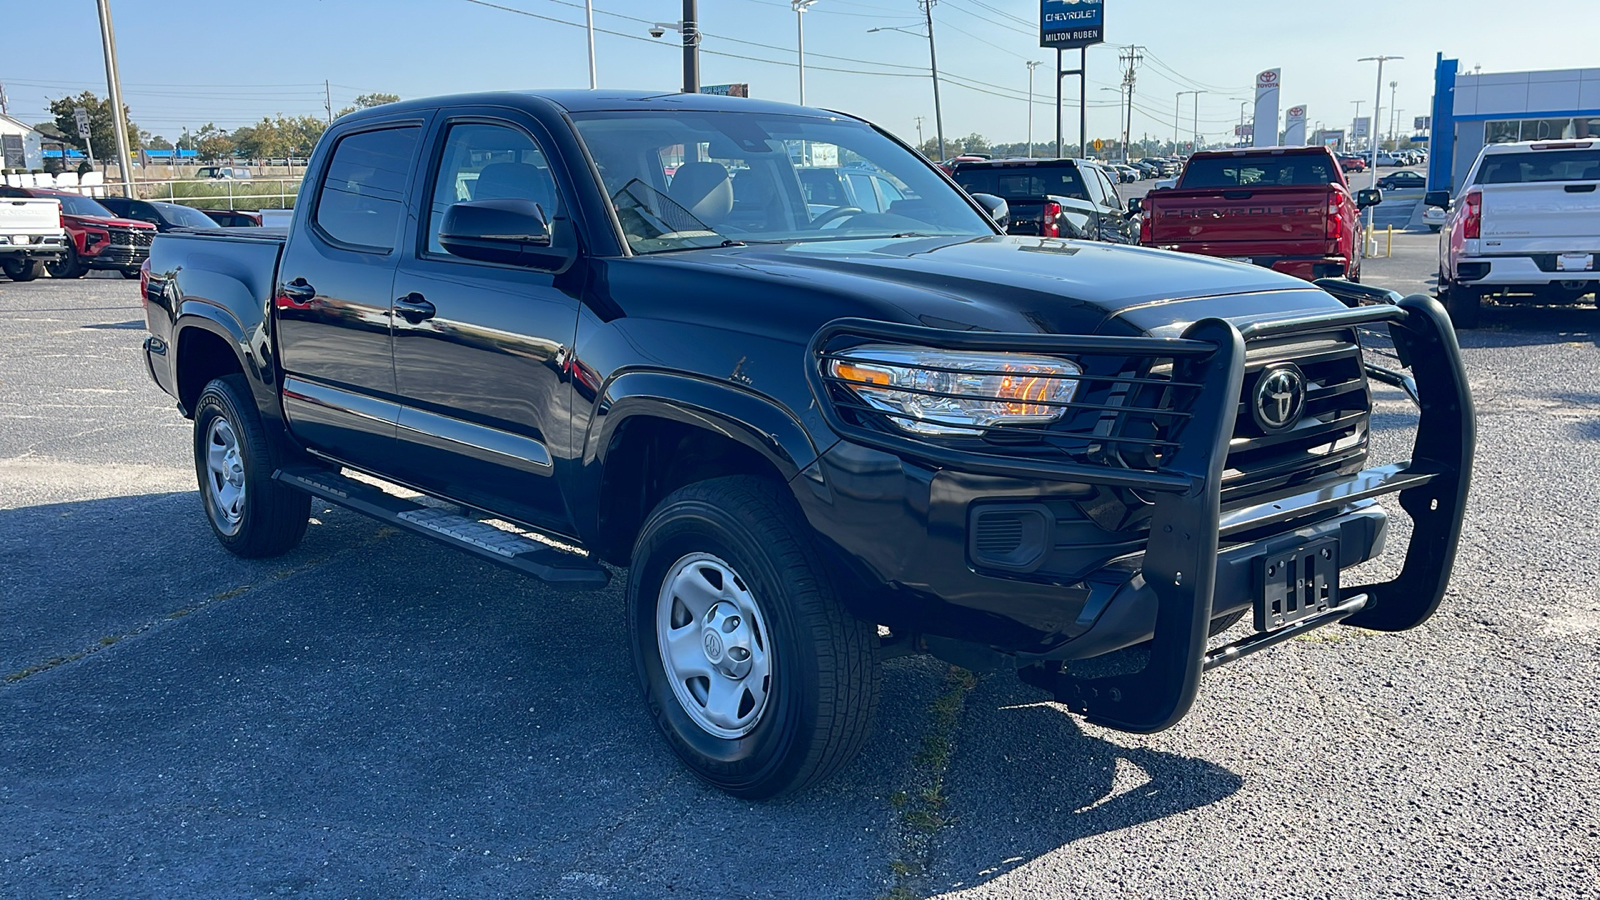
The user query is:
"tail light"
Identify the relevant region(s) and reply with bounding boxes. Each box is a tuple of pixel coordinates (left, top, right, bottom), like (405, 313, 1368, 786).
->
(1325, 190, 1341, 243)
(1461, 189, 1482, 240)
(138, 258, 151, 308)
(1040, 200, 1061, 238)
(1138, 207, 1152, 244)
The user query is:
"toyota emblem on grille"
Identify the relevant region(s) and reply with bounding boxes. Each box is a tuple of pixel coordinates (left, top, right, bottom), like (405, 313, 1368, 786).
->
(1253, 364, 1306, 433)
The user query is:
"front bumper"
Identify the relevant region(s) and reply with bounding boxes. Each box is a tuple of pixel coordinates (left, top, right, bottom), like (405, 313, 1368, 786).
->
(804, 293, 1474, 734)
(83, 244, 150, 270)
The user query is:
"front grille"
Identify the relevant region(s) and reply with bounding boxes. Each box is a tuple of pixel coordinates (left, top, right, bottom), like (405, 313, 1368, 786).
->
(1222, 333, 1370, 501)
(108, 226, 155, 249)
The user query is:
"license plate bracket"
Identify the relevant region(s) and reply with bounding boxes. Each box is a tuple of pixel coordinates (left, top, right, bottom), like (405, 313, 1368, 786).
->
(1255, 537, 1340, 632)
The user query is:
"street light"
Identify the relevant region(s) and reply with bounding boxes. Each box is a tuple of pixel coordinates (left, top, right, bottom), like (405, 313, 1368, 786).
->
(1389, 80, 1399, 143)
(1026, 61, 1042, 158)
(794, 0, 817, 105)
(1351, 99, 1364, 152)
(1191, 89, 1207, 153)
(585, 0, 597, 88)
(1230, 97, 1250, 146)
(1358, 55, 1403, 253)
(648, 2, 703, 95)
(1101, 86, 1126, 161)
(868, 7, 944, 161)
(1175, 90, 1199, 152)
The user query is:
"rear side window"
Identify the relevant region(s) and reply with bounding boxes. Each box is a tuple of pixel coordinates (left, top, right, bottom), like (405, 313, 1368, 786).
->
(1475, 149, 1600, 184)
(314, 126, 419, 251)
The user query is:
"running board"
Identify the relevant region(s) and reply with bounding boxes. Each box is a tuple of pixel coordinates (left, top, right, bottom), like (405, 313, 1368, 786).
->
(274, 467, 609, 589)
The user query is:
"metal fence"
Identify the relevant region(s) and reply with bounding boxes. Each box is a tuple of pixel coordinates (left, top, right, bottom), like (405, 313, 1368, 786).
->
(1, 171, 304, 211)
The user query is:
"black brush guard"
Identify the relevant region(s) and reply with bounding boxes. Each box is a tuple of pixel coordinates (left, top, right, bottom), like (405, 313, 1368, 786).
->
(807, 293, 1474, 734)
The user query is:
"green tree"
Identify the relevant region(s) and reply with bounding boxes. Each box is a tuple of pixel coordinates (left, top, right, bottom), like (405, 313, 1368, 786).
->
(140, 130, 174, 152)
(335, 92, 400, 119)
(192, 123, 234, 162)
(47, 91, 140, 162)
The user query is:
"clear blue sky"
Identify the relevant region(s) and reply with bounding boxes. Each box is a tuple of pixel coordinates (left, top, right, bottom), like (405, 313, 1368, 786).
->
(3, 0, 1594, 149)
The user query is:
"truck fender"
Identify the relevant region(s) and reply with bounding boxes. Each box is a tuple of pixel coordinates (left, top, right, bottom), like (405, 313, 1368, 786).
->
(584, 370, 826, 481)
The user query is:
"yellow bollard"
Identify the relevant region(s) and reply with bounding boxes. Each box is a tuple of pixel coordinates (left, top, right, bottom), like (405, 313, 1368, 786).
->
(1386, 224, 1394, 258)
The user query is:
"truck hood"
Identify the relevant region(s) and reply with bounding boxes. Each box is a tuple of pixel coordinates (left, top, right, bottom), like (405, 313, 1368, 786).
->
(642, 234, 1344, 336)
(63, 213, 157, 231)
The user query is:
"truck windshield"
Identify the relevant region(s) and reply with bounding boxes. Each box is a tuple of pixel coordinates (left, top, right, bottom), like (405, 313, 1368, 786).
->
(1476, 149, 1600, 184)
(51, 193, 118, 218)
(950, 164, 1088, 203)
(1180, 156, 1338, 188)
(570, 111, 994, 253)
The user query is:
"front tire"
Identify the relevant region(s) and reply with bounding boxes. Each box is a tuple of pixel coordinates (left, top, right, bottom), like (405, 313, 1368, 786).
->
(627, 476, 881, 799)
(120, 268, 141, 279)
(1, 259, 43, 281)
(45, 244, 85, 279)
(192, 374, 310, 558)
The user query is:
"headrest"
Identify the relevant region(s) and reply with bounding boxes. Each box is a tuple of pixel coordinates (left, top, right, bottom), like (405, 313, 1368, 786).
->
(667, 161, 734, 224)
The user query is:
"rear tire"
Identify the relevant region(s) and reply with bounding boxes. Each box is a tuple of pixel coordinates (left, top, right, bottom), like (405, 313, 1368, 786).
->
(1442, 283, 1482, 329)
(627, 475, 881, 799)
(120, 268, 141, 279)
(192, 373, 310, 558)
(1, 259, 43, 282)
(45, 244, 85, 279)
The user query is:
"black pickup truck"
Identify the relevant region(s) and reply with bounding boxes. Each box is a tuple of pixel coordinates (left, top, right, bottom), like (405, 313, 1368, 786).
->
(140, 91, 1474, 799)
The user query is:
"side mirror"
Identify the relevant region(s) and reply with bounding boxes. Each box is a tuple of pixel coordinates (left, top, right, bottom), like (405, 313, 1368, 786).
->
(1424, 190, 1451, 209)
(439, 198, 576, 273)
(1126, 197, 1143, 215)
(1355, 188, 1383, 210)
(970, 192, 1010, 229)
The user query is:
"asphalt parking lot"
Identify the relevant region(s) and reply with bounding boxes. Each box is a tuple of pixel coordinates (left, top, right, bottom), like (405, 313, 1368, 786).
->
(2, 263, 1598, 898)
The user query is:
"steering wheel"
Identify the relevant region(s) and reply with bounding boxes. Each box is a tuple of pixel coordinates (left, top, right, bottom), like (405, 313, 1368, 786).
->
(807, 206, 864, 229)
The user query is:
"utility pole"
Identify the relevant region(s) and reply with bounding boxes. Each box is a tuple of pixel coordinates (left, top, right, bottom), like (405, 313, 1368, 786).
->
(95, 0, 134, 197)
(921, 0, 945, 161)
(324, 81, 333, 123)
(682, 0, 700, 94)
(794, 0, 817, 105)
(1026, 61, 1041, 158)
(0, 82, 8, 117)
(1192, 90, 1206, 152)
(1117, 45, 1144, 163)
(585, 0, 598, 88)
(914, 115, 925, 150)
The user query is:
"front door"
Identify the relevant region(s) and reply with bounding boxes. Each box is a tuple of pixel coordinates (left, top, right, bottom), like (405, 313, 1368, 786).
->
(387, 114, 582, 534)
(277, 121, 424, 465)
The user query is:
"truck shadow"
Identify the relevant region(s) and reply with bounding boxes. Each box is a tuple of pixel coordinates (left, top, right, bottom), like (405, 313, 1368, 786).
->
(925, 676, 1244, 892)
(1462, 303, 1600, 347)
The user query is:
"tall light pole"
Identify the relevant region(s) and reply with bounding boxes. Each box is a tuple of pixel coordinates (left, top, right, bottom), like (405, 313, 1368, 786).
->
(585, 0, 597, 88)
(94, 0, 134, 197)
(1231, 97, 1249, 146)
(869, 10, 944, 161)
(1100, 86, 1126, 160)
(1191, 89, 1207, 153)
(1389, 80, 1399, 143)
(682, 0, 700, 94)
(1026, 60, 1042, 158)
(1359, 55, 1403, 253)
(1175, 90, 1198, 152)
(1351, 99, 1364, 152)
(794, 0, 817, 105)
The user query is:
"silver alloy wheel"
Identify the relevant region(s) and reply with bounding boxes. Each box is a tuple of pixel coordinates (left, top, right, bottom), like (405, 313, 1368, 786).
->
(656, 552, 773, 739)
(204, 416, 246, 536)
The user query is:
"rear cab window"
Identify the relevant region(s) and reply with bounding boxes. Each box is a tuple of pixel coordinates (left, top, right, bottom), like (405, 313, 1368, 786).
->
(1475, 148, 1600, 184)
(1181, 155, 1338, 188)
(952, 164, 1089, 202)
(313, 126, 420, 251)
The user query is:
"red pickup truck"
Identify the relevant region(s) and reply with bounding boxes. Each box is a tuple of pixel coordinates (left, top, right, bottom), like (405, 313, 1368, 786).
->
(1136, 146, 1382, 282)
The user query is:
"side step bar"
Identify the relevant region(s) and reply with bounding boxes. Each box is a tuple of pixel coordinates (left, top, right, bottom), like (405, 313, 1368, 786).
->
(274, 467, 610, 589)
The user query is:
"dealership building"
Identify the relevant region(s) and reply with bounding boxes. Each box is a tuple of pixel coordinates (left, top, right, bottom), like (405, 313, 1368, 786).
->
(1428, 55, 1600, 193)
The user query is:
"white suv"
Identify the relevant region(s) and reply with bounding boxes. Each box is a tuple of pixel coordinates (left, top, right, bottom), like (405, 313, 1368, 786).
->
(1430, 140, 1600, 327)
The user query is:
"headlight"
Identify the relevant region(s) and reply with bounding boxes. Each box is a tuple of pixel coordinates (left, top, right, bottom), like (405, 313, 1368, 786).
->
(828, 345, 1082, 436)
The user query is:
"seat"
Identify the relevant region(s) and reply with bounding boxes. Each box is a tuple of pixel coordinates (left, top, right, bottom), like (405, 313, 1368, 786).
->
(472, 162, 558, 217)
(667, 161, 734, 225)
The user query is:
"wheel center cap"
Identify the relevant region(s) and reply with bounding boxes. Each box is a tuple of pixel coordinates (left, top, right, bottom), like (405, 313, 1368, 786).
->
(702, 631, 725, 663)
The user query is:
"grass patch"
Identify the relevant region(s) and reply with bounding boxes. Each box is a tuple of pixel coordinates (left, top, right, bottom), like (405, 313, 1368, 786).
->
(137, 179, 304, 210)
(880, 665, 979, 900)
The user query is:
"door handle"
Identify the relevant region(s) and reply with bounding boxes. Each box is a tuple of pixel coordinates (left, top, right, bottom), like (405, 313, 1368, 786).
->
(393, 292, 436, 324)
(279, 278, 316, 306)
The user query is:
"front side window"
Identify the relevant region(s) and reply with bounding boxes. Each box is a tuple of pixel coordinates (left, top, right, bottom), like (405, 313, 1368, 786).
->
(572, 110, 992, 253)
(314, 126, 418, 251)
(424, 122, 562, 256)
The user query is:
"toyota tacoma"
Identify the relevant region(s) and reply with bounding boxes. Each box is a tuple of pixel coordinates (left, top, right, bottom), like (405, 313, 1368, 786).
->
(140, 91, 1474, 798)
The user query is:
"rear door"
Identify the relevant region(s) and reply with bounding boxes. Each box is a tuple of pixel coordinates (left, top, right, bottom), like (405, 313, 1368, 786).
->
(386, 111, 583, 534)
(277, 117, 427, 466)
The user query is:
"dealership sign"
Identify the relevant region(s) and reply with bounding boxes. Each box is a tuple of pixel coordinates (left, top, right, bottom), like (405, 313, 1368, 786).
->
(1284, 105, 1307, 146)
(700, 84, 749, 97)
(1040, 0, 1104, 50)
(1253, 68, 1281, 148)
